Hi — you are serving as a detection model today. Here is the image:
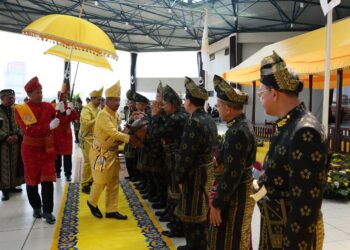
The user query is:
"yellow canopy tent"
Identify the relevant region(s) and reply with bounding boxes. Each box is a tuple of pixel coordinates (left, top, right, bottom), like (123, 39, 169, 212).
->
(224, 17, 350, 89)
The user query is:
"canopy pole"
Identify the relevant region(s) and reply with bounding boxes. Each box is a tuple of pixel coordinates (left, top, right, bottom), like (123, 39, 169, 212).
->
(334, 68, 343, 152)
(321, 10, 333, 136)
(252, 81, 256, 124)
(309, 74, 313, 112)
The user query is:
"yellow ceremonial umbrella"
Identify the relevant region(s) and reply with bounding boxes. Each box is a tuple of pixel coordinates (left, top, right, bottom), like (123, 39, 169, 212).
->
(44, 44, 113, 71)
(23, 14, 117, 59)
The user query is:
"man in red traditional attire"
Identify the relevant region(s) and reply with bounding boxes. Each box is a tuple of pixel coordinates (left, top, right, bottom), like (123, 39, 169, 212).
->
(14, 76, 60, 224)
(54, 89, 79, 181)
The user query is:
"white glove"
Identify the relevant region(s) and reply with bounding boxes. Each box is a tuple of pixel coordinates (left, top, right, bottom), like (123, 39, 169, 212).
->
(49, 118, 60, 130)
(67, 102, 74, 109)
(66, 108, 72, 115)
(55, 101, 65, 113)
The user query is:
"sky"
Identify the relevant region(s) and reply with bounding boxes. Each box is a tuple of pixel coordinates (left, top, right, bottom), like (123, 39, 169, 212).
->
(0, 30, 198, 103)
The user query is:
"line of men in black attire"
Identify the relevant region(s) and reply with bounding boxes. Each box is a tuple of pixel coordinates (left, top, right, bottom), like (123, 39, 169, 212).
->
(121, 51, 328, 250)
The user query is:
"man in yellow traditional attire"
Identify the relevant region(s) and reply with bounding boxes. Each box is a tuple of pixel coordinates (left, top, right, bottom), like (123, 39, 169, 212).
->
(79, 87, 103, 194)
(87, 81, 131, 220)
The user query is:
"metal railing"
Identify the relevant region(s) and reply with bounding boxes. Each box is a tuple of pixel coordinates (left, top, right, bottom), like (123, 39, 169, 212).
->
(253, 123, 350, 154)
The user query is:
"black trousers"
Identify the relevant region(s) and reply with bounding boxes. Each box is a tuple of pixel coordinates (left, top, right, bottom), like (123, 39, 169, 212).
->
(125, 157, 137, 178)
(26, 182, 54, 213)
(55, 154, 72, 177)
(184, 222, 207, 250)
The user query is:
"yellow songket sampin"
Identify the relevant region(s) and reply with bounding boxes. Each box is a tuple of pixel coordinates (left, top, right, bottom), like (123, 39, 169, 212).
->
(14, 103, 37, 126)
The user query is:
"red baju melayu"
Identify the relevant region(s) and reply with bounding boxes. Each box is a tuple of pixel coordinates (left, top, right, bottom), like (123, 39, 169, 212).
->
(14, 100, 56, 186)
(53, 105, 78, 155)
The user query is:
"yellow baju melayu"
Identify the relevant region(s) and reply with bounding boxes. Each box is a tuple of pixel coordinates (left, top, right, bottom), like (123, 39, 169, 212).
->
(79, 88, 103, 189)
(88, 82, 130, 213)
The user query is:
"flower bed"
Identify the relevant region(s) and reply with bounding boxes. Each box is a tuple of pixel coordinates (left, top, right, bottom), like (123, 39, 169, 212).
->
(324, 153, 350, 200)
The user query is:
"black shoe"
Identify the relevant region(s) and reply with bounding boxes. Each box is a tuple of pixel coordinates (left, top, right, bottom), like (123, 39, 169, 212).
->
(136, 185, 145, 191)
(75, 140, 79, 144)
(139, 190, 148, 195)
(106, 212, 127, 220)
(152, 202, 166, 209)
(176, 245, 189, 250)
(142, 194, 150, 200)
(1, 193, 9, 201)
(10, 187, 23, 193)
(161, 230, 185, 238)
(130, 177, 138, 182)
(159, 214, 171, 222)
(82, 186, 91, 194)
(56, 173, 61, 178)
(149, 196, 160, 203)
(42, 213, 56, 224)
(87, 201, 103, 218)
(33, 208, 42, 218)
(166, 222, 172, 229)
(124, 176, 131, 180)
(155, 209, 168, 217)
(66, 176, 72, 182)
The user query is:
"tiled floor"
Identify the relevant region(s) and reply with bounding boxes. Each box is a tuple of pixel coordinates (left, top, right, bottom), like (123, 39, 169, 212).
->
(1, 144, 349, 250)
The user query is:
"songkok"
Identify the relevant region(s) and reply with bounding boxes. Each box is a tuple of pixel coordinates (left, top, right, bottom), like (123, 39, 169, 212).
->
(133, 92, 149, 103)
(0, 89, 15, 98)
(105, 81, 121, 98)
(163, 85, 181, 105)
(213, 75, 248, 105)
(260, 51, 303, 93)
(76, 97, 82, 103)
(90, 87, 103, 98)
(130, 119, 149, 133)
(126, 89, 135, 101)
(185, 77, 208, 101)
(24, 77, 42, 93)
(157, 81, 164, 95)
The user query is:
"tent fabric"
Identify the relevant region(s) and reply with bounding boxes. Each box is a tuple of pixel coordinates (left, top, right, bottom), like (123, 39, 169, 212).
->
(224, 17, 350, 89)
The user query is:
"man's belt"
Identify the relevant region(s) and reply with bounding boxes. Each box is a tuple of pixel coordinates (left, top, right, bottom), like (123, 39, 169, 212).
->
(23, 135, 46, 147)
(93, 140, 118, 152)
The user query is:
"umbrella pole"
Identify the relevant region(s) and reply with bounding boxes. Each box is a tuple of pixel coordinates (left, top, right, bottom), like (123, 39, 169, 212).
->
(252, 81, 256, 124)
(70, 62, 80, 100)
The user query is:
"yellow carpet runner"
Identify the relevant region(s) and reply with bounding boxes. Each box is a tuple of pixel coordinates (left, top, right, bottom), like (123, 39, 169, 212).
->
(51, 180, 175, 249)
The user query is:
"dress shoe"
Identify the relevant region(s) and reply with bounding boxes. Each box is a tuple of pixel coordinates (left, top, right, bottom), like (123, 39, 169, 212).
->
(177, 245, 190, 250)
(166, 222, 172, 229)
(106, 212, 128, 220)
(159, 214, 171, 222)
(152, 202, 166, 209)
(176, 245, 189, 250)
(82, 186, 91, 194)
(142, 194, 150, 200)
(87, 201, 103, 218)
(130, 177, 138, 182)
(33, 208, 42, 218)
(124, 176, 131, 180)
(66, 176, 72, 182)
(56, 173, 61, 178)
(1, 193, 9, 201)
(161, 230, 185, 237)
(155, 209, 168, 217)
(10, 187, 22, 193)
(139, 190, 148, 195)
(149, 196, 160, 203)
(136, 185, 145, 191)
(42, 213, 56, 224)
